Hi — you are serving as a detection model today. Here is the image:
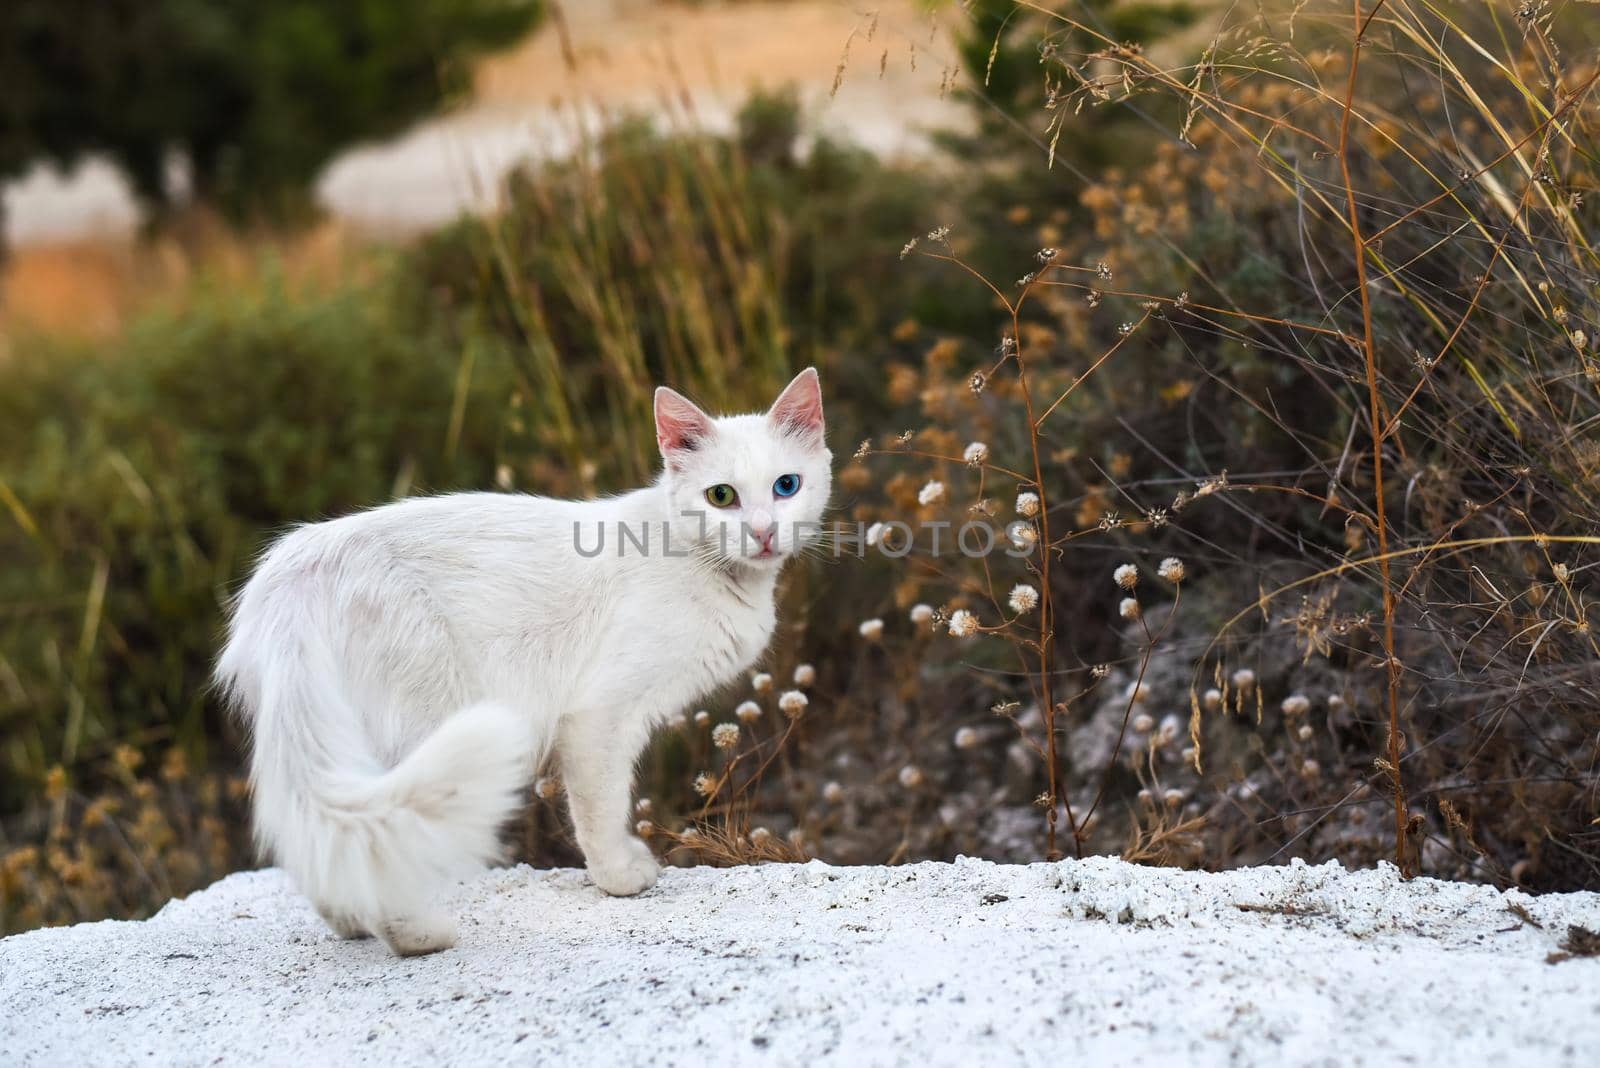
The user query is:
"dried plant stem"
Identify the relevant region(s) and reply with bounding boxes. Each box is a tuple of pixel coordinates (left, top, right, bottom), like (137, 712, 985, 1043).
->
(1010, 301, 1080, 859)
(1337, 0, 1409, 875)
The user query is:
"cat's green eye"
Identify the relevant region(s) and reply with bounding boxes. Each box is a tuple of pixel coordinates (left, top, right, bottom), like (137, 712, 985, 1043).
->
(705, 483, 739, 508)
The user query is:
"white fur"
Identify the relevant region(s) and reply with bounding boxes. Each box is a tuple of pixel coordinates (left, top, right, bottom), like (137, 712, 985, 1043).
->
(215, 370, 830, 955)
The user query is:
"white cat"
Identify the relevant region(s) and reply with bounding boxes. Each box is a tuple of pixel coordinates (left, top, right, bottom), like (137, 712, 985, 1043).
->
(216, 369, 830, 956)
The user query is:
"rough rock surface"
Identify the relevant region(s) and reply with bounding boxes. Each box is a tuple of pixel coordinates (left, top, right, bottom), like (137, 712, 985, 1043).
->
(3, 857, 1598, 1066)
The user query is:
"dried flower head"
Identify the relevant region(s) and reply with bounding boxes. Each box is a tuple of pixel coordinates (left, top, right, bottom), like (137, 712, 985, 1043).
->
(1009, 523, 1038, 551)
(1202, 688, 1223, 712)
(1015, 491, 1041, 517)
(1132, 712, 1155, 733)
(1119, 597, 1141, 621)
(778, 690, 809, 717)
(1281, 694, 1311, 718)
(693, 773, 716, 797)
(948, 609, 979, 637)
(1157, 714, 1181, 745)
(635, 820, 655, 837)
(822, 781, 845, 804)
(694, 709, 711, 727)
(736, 700, 763, 723)
(534, 776, 563, 800)
(750, 827, 773, 846)
(1009, 583, 1040, 613)
(963, 441, 989, 466)
(1163, 788, 1185, 808)
(969, 370, 988, 395)
(1231, 668, 1257, 693)
(859, 617, 885, 641)
(635, 798, 653, 816)
(953, 726, 979, 749)
(898, 765, 925, 789)
(793, 663, 817, 687)
(1114, 563, 1139, 590)
(1157, 557, 1186, 583)
(751, 672, 773, 694)
(910, 603, 935, 625)
(918, 480, 946, 506)
(712, 723, 740, 749)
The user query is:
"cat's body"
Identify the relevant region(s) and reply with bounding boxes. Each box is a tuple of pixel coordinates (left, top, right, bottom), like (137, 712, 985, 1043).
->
(216, 370, 829, 955)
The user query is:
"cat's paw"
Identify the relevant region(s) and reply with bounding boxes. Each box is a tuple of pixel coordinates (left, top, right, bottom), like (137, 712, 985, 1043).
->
(588, 838, 660, 897)
(316, 906, 371, 940)
(377, 910, 458, 957)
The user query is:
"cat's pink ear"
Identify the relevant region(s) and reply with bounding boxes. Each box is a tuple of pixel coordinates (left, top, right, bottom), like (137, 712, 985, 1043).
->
(768, 367, 825, 443)
(655, 387, 714, 458)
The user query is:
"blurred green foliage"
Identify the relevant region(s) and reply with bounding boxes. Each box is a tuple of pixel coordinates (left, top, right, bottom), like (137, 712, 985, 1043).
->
(0, 0, 543, 226)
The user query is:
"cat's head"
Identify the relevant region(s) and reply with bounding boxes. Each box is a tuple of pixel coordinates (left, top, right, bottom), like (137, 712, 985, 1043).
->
(655, 368, 832, 569)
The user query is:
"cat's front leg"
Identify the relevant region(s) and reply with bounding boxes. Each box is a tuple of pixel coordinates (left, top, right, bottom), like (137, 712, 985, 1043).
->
(557, 710, 659, 896)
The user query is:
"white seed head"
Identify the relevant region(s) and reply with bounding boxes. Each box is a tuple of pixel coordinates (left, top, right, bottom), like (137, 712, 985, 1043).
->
(1157, 556, 1186, 583)
(667, 713, 689, 731)
(635, 798, 653, 816)
(736, 700, 763, 723)
(963, 441, 989, 466)
(1138, 788, 1154, 805)
(534, 776, 563, 800)
(1202, 688, 1223, 712)
(918, 480, 946, 506)
(1231, 668, 1257, 693)
(1119, 597, 1141, 621)
(909, 603, 934, 625)
(898, 764, 925, 789)
(1125, 681, 1150, 704)
(1009, 523, 1038, 550)
(712, 723, 740, 749)
(1163, 788, 1185, 808)
(1132, 712, 1155, 733)
(751, 672, 773, 694)
(693, 709, 711, 727)
(693, 773, 715, 797)
(822, 781, 845, 804)
(1328, 694, 1347, 713)
(750, 827, 773, 846)
(793, 663, 817, 687)
(1281, 694, 1311, 717)
(1114, 563, 1139, 590)
(1297, 724, 1314, 741)
(1301, 759, 1321, 779)
(948, 609, 979, 637)
(953, 726, 979, 750)
(778, 690, 809, 716)
(1009, 583, 1040, 613)
(859, 617, 885, 641)
(1158, 714, 1181, 745)
(1015, 491, 1041, 517)
(635, 819, 655, 836)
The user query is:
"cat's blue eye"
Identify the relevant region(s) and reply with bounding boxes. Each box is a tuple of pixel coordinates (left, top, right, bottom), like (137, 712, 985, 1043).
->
(773, 473, 802, 498)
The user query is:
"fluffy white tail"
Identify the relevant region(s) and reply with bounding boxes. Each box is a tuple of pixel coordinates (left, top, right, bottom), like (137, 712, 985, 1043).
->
(223, 646, 532, 926)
